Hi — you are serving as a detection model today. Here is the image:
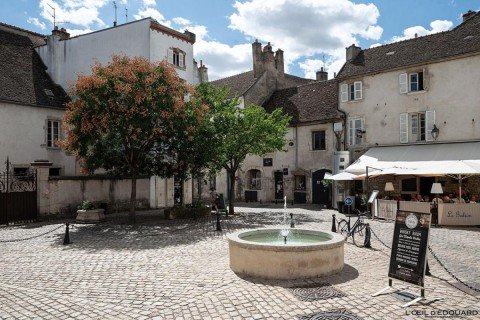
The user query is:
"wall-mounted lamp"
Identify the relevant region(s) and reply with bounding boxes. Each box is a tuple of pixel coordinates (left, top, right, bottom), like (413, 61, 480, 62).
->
(356, 129, 366, 138)
(431, 124, 439, 140)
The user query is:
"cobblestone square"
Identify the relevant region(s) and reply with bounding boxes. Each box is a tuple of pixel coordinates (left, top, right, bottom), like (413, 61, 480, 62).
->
(0, 205, 478, 319)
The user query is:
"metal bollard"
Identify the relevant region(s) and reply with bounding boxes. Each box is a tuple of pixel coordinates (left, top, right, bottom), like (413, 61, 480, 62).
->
(215, 209, 222, 232)
(331, 214, 337, 232)
(364, 223, 372, 248)
(63, 222, 71, 245)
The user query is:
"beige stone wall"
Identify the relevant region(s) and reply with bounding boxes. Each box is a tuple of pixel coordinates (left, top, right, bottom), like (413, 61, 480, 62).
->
(237, 123, 336, 203)
(339, 54, 480, 149)
(39, 176, 151, 215)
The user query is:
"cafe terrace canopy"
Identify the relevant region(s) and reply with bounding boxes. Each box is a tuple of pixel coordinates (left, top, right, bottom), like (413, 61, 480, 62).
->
(345, 142, 480, 175)
(324, 172, 359, 181)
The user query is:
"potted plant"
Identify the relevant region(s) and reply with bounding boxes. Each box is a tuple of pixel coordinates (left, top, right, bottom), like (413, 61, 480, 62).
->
(76, 200, 105, 223)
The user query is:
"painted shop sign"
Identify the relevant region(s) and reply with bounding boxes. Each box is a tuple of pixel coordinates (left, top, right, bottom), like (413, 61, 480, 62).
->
(388, 210, 431, 287)
(438, 203, 480, 226)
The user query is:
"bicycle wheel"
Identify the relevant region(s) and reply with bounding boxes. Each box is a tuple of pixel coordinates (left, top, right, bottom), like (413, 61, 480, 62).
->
(338, 219, 349, 237)
(352, 223, 367, 247)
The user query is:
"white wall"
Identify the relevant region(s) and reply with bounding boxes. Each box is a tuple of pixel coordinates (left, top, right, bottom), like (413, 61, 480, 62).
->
(0, 102, 76, 174)
(36, 19, 151, 91)
(149, 28, 197, 84)
(339, 54, 480, 150)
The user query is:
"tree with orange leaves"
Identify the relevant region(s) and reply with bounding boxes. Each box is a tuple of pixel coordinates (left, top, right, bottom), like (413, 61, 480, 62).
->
(62, 55, 206, 224)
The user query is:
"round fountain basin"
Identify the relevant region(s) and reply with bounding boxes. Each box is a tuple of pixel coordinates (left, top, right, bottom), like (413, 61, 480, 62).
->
(228, 228, 344, 280)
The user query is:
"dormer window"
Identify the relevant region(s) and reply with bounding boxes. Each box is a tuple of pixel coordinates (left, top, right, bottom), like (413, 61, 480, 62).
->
(167, 47, 185, 68)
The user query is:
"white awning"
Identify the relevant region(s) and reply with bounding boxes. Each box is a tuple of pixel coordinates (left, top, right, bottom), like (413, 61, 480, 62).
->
(345, 142, 480, 175)
(324, 172, 358, 181)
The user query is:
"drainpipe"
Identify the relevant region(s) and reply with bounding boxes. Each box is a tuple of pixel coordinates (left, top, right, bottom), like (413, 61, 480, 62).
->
(295, 127, 298, 168)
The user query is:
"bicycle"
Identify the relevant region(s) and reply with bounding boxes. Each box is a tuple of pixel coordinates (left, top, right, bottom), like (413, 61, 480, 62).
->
(337, 208, 368, 247)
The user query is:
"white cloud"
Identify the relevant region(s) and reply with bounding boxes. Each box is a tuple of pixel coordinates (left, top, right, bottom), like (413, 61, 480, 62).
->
(67, 28, 93, 37)
(228, 0, 383, 79)
(39, 0, 108, 28)
(27, 17, 46, 30)
(173, 17, 191, 26)
(390, 19, 453, 43)
(143, 0, 156, 6)
(134, 7, 171, 26)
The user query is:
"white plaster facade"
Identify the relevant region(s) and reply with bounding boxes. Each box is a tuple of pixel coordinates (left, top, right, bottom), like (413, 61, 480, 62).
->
(339, 53, 480, 160)
(0, 102, 77, 175)
(36, 18, 204, 90)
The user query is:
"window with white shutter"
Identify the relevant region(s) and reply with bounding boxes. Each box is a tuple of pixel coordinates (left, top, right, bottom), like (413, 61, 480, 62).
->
(340, 84, 348, 102)
(349, 118, 363, 146)
(399, 113, 408, 143)
(354, 81, 362, 100)
(167, 48, 174, 64)
(425, 110, 436, 142)
(399, 73, 407, 93)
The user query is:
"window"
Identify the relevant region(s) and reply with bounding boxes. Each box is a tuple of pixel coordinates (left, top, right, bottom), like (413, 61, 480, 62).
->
(49, 168, 61, 176)
(312, 131, 326, 150)
(208, 174, 216, 190)
(399, 110, 435, 143)
(401, 178, 417, 192)
(348, 118, 364, 146)
(340, 81, 362, 102)
(247, 169, 261, 190)
(13, 167, 28, 177)
(167, 48, 185, 68)
(47, 119, 60, 148)
(294, 175, 306, 191)
(399, 71, 424, 93)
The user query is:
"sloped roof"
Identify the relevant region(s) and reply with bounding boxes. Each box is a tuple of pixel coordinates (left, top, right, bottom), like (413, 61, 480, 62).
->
(0, 29, 68, 108)
(210, 70, 313, 99)
(262, 80, 342, 126)
(337, 11, 480, 79)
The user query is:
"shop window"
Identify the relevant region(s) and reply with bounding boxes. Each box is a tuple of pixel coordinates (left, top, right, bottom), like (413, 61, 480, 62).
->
(294, 175, 306, 191)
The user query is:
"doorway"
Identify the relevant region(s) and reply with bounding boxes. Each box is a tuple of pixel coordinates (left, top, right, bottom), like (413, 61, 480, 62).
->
(312, 169, 331, 206)
(274, 171, 284, 199)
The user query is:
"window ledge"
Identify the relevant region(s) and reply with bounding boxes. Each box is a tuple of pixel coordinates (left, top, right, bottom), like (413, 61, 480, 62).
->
(169, 63, 186, 71)
(46, 147, 61, 151)
(311, 149, 327, 152)
(406, 90, 426, 96)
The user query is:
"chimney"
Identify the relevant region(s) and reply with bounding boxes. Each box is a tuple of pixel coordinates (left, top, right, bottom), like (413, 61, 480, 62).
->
(198, 60, 208, 83)
(52, 26, 70, 40)
(184, 30, 196, 44)
(346, 44, 361, 61)
(462, 10, 476, 22)
(316, 67, 328, 81)
(274, 49, 284, 76)
(252, 39, 264, 78)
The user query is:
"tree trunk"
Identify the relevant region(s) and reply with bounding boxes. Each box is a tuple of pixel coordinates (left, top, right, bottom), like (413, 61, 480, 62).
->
(129, 175, 137, 224)
(228, 170, 236, 215)
(197, 175, 202, 203)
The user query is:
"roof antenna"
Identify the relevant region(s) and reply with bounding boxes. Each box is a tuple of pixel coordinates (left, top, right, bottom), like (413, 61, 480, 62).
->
(113, 1, 117, 27)
(125, 7, 128, 23)
(47, 4, 56, 29)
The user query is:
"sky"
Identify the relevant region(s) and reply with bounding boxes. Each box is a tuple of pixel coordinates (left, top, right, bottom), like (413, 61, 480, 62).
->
(1, 0, 479, 80)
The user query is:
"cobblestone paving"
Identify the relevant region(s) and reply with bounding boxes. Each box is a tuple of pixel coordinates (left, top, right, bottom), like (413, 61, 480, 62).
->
(0, 204, 478, 319)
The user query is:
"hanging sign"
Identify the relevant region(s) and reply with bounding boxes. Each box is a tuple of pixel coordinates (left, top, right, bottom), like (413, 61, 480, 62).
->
(388, 210, 431, 287)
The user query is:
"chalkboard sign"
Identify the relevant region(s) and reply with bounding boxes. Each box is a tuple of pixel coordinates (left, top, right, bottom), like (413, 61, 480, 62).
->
(217, 193, 228, 214)
(388, 210, 431, 287)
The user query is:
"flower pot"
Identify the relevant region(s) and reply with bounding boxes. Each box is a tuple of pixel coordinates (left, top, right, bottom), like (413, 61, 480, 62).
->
(76, 209, 105, 223)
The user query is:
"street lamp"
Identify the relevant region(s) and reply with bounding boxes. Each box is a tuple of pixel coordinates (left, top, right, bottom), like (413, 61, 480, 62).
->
(431, 124, 440, 140)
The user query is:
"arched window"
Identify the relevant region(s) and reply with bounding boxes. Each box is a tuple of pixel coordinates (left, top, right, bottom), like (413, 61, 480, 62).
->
(247, 169, 262, 190)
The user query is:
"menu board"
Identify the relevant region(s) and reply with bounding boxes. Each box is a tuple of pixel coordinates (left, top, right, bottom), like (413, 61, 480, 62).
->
(388, 210, 431, 287)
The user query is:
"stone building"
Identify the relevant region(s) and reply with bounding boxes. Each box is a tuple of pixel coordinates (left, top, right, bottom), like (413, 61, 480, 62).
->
(337, 10, 480, 198)
(210, 41, 343, 205)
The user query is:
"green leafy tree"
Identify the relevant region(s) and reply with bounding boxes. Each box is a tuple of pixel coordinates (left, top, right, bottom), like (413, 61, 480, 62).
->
(62, 55, 206, 223)
(198, 83, 291, 214)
